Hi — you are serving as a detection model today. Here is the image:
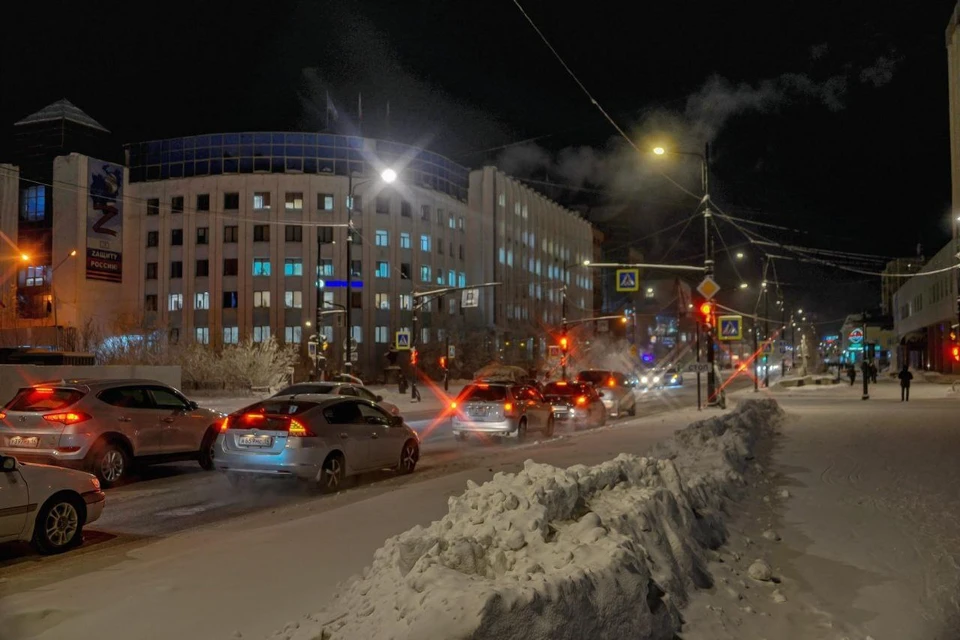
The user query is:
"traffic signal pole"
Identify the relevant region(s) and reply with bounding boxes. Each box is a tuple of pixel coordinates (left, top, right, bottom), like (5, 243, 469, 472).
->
(561, 287, 568, 380)
(702, 143, 718, 406)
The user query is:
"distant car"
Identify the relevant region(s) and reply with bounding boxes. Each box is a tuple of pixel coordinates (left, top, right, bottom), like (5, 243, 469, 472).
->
(329, 373, 364, 386)
(451, 382, 554, 441)
(575, 370, 637, 417)
(542, 381, 606, 430)
(214, 395, 419, 492)
(0, 454, 105, 554)
(274, 382, 400, 416)
(0, 379, 224, 486)
(661, 367, 684, 387)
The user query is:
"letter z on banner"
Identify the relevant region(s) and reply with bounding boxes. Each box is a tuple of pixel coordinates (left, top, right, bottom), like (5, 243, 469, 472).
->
(86, 159, 124, 283)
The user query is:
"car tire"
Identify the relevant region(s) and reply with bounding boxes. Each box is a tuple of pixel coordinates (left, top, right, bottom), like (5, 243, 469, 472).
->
(544, 416, 555, 438)
(32, 493, 85, 555)
(198, 427, 217, 471)
(89, 441, 130, 488)
(397, 439, 419, 475)
(319, 453, 345, 493)
(516, 419, 528, 442)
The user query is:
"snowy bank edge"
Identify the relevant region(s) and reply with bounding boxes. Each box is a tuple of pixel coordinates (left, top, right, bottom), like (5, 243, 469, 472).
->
(272, 398, 785, 640)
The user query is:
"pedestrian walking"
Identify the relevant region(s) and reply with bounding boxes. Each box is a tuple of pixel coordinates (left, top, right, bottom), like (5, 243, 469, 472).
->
(898, 365, 913, 401)
(847, 365, 857, 386)
(870, 362, 878, 384)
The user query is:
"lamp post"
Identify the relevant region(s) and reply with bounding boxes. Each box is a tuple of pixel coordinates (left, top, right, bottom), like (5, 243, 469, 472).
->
(48, 249, 77, 351)
(343, 168, 397, 374)
(560, 259, 591, 380)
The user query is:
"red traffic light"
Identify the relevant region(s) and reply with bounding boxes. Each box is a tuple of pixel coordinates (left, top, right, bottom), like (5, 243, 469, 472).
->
(439, 356, 447, 369)
(559, 336, 569, 351)
(699, 302, 713, 316)
(953, 346, 959, 363)
(411, 348, 418, 365)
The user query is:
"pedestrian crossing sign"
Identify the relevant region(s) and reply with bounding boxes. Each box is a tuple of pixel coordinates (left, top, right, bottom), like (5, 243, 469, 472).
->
(395, 330, 411, 350)
(718, 315, 743, 341)
(616, 268, 639, 292)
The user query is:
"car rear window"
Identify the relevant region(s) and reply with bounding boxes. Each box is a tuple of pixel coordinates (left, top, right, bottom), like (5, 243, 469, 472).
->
(277, 384, 336, 396)
(246, 401, 319, 416)
(6, 387, 85, 412)
(576, 371, 610, 385)
(458, 385, 508, 402)
(543, 382, 590, 396)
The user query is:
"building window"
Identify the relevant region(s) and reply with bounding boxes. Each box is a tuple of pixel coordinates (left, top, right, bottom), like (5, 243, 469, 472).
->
(168, 293, 183, 311)
(436, 208, 444, 225)
(375, 326, 390, 344)
(195, 327, 210, 344)
(253, 225, 270, 242)
(436, 238, 443, 254)
(459, 244, 464, 260)
(253, 326, 271, 342)
(351, 291, 362, 308)
(146, 231, 159, 247)
(318, 227, 334, 243)
(285, 225, 302, 242)
(420, 235, 431, 252)
(284, 258, 303, 276)
(375, 229, 389, 246)
(285, 326, 302, 344)
(254, 290, 270, 308)
(223, 326, 239, 344)
(448, 214, 456, 229)
(170, 328, 181, 345)
(252, 258, 271, 276)
(448, 270, 456, 287)
(435, 268, 443, 285)
(458, 272, 466, 288)
(350, 326, 363, 344)
(399, 294, 412, 310)
(318, 193, 334, 211)
(420, 265, 431, 282)
(144, 294, 158, 311)
(285, 291, 303, 308)
(223, 291, 238, 308)
(449, 298, 456, 315)
(350, 259, 362, 277)
(421, 327, 430, 344)
(322, 291, 334, 308)
(224, 258, 239, 276)
(318, 259, 334, 277)
(400, 263, 411, 280)
(253, 192, 271, 210)
(421, 204, 431, 220)
(171, 196, 184, 214)
(375, 293, 390, 309)
(147, 198, 160, 216)
(375, 196, 390, 214)
(401, 201, 412, 217)
(197, 227, 209, 244)
(400, 232, 411, 249)
(458, 216, 464, 231)
(196, 259, 209, 277)
(195, 292, 210, 310)
(146, 263, 158, 280)
(196, 194, 210, 211)
(224, 225, 238, 242)
(285, 192, 304, 211)
(171, 261, 183, 279)
(376, 261, 390, 278)
(171, 229, 183, 246)
(224, 192, 240, 210)
(19, 186, 45, 221)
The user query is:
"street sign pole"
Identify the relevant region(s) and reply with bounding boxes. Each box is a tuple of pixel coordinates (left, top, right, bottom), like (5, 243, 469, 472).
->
(695, 321, 702, 411)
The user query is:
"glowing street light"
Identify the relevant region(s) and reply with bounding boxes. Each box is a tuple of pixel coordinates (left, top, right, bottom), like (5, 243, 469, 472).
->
(739, 282, 749, 289)
(582, 259, 591, 266)
(381, 168, 398, 184)
(20, 253, 29, 262)
(735, 251, 745, 260)
(652, 146, 666, 155)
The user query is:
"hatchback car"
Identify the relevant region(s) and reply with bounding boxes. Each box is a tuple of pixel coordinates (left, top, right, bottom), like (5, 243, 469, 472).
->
(450, 382, 554, 441)
(273, 382, 400, 416)
(214, 395, 419, 493)
(0, 379, 224, 486)
(0, 454, 105, 554)
(542, 381, 606, 430)
(575, 370, 637, 417)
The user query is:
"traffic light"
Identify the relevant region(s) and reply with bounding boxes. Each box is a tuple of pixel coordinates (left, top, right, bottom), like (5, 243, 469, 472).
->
(320, 335, 329, 352)
(699, 302, 713, 326)
(411, 348, 418, 366)
(439, 356, 447, 370)
(953, 345, 959, 363)
(560, 336, 569, 353)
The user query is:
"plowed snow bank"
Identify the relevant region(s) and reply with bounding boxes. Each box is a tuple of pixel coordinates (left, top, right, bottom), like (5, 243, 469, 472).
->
(272, 398, 784, 640)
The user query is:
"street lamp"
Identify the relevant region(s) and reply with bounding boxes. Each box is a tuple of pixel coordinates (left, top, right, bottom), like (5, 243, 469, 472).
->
(739, 282, 749, 289)
(50, 249, 78, 351)
(736, 251, 745, 260)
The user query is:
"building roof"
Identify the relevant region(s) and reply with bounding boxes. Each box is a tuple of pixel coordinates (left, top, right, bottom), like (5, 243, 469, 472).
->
(14, 99, 110, 133)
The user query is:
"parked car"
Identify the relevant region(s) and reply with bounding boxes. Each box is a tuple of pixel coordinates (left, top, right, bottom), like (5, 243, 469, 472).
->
(274, 382, 400, 416)
(329, 373, 364, 386)
(542, 380, 606, 430)
(575, 370, 637, 417)
(450, 382, 554, 441)
(214, 395, 419, 492)
(0, 454, 105, 554)
(0, 379, 224, 486)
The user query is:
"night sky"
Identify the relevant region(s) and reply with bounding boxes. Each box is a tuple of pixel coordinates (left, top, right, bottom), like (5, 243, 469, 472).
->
(1, 0, 956, 327)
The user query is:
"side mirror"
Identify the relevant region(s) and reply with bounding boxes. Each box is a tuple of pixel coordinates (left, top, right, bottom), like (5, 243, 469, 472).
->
(188, 400, 200, 410)
(376, 395, 384, 402)
(1, 456, 17, 472)
(389, 415, 404, 427)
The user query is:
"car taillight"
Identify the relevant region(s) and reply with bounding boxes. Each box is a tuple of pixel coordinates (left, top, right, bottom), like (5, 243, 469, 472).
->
(576, 396, 587, 406)
(607, 378, 616, 387)
(287, 419, 315, 437)
(503, 402, 515, 416)
(34, 387, 54, 394)
(219, 416, 232, 432)
(0, 412, 6, 420)
(42, 411, 92, 425)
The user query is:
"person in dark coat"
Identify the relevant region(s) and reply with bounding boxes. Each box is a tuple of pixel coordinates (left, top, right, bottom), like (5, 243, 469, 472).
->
(847, 365, 857, 386)
(897, 365, 913, 401)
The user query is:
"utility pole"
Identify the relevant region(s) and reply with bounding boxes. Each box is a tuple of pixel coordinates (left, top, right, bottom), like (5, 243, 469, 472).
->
(344, 170, 355, 375)
(753, 320, 759, 392)
(561, 287, 568, 380)
(763, 279, 770, 388)
(861, 310, 870, 400)
(702, 143, 718, 405)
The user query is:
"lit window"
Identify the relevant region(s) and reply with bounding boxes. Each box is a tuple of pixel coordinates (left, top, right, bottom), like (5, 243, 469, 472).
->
(254, 291, 270, 308)
(436, 268, 443, 285)
(458, 216, 464, 230)
(195, 327, 210, 344)
(20, 186, 46, 221)
(350, 326, 362, 344)
(253, 326, 271, 342)
(223, 326, 239, 344)
(285, 326, 302, 343)
(420, 235, 431, 252)
(458, 272, 466, 288)
(400, 232, 411, 249)
(253, 192, 271, 209)
(253, 259, 271, 276)
(399, 294, 412, 310)
(375, 230, 389, 246)
(420, 265, 431, 282)
(317, 260, 334, 277)
(375, 326, 390, 343)
(375, 293, 391, 309)
(448, 270, 456, 286)
(449, 214, 456, 229)
(168, 293, 183, 311)
(285, 192, 304, 211)
(497, 193, 505, 207)
(195, 292, 210, 310)
(285, 291, 303, 308)
(376, 261, 389, 278)
(421, 327, 430, 344)
(24, 266, 47, 287)
(284, 258, 303, 276)
(318, 193, 334, 211)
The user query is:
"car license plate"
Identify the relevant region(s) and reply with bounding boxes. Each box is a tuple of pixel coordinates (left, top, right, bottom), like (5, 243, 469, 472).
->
(467, 406, 488, 417)
(8, 436, 39, 448)
(238, 434, 272, 447)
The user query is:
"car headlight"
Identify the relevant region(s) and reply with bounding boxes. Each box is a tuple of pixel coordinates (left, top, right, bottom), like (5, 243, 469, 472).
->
(640, 376, 649, 384)
(653, 376, 660, 383)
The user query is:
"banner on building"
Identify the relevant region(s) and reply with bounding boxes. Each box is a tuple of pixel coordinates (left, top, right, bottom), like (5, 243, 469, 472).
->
(461, 288, 479, 308)
(86, 159, 124, 283)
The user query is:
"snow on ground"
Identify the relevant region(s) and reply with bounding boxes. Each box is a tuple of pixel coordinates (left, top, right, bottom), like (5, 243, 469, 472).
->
(269, 399, 784, 640)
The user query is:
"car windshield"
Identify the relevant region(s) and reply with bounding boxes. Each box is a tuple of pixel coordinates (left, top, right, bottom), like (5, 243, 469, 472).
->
(577, 371, 610, 385)
(6, 387, 85, 412)
(543, 382, 590, 396)
(458, 385, 508, 402)
(277, 384, 336, 395)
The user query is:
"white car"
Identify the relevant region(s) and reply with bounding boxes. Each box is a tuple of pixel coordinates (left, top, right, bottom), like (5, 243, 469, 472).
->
(0, 455, 105, 554)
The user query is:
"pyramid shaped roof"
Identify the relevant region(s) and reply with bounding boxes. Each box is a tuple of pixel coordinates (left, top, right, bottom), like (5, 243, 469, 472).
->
(14, 99, 109, 133)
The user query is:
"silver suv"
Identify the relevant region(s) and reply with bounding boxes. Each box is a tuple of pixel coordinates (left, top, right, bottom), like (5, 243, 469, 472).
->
(451, 382, 554, 442)
(0, 379, 223, 486)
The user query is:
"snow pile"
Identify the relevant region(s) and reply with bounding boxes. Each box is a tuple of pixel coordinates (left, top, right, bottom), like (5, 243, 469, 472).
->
(272, 399, 784, 640)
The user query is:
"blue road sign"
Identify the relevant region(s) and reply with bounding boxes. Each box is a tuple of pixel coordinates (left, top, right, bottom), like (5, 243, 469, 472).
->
(395, 330, 411, 350)
(616, 268, 639, 292)
(319, 279, 363, 289)
(718, 315, 743, 341)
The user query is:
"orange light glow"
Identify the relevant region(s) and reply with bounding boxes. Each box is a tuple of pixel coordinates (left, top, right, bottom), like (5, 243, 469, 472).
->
(503, 402, 513, 413)
(607, 377, 616, 387)
(220, 416, 231, 432)
(559, 337, 569, 350)
(576, 396, 587, 406)
(556, 381, 567, 386)
(450, 401, 457, 409)
(34, 387, 54, 394)
(42, 411, 91, 425)
(287, 419, 312, 437)
(699, 302, 713, 316)
(0, 412, 6, 420)
(243, 413, 266, 421)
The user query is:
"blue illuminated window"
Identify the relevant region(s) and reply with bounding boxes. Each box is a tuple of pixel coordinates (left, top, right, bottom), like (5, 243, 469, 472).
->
(20, 186, 45, 221)
(253, 259, 271, 276)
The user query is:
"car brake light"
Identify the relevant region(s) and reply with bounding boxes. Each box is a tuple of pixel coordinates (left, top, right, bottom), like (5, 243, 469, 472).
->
(576, 396, 587, 406)
(42, 411, 92, 425)
(503, 402, 514, 415)
(478, 384, 489, 389)
(34, 387, 54, 394)
(287, 419, 314, 437)
(556, 381, 567, 386)
(607, 377, 616, 387)
(0, 412, 6, 420)
(243, 413, 266, 421)
(219, 416, 232, 432)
